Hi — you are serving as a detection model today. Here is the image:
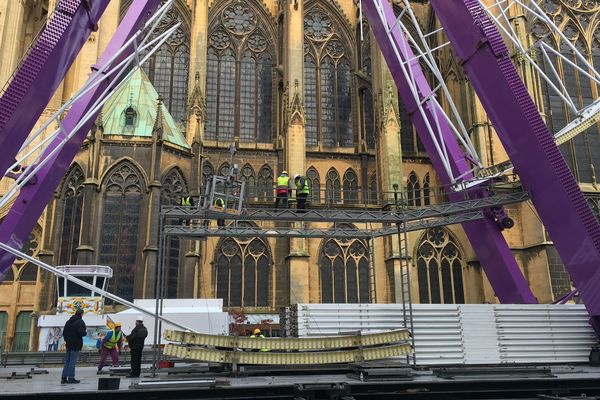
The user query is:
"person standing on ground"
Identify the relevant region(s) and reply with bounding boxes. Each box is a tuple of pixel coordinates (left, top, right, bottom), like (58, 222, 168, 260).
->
(126, 316, 148, 378)
(294, 174, 309, 212)
(97, 322, 124, 373)
(275, 171, 290, 208)
(61, 308, 86, 384)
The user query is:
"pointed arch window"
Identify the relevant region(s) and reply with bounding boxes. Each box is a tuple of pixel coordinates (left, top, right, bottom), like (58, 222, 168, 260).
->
(140, 5, 190, 123)
(325, 168, 341, 205)
(407, 172, 421, 207)
(15, 231, 40, 281)
(304, 7, 354, 148)
(257, 165, 273, 202)
(423, 173, 431, 206)
(307, 167, 321, 204)
(369, 172, 378, 205)
(343, 169, 358, 205)
(362, 89, 375, 149)
(416, 227, 465, 304)
(59, 166, 84, 266)
(99, 163, 144, 301)
(320, 228, 370, 303)
(240, 164, 256, 201)
(215, 234, 271, 307)
(202, 161, 214, 194)
(536, 32, 600, 184)
(206, 3, 274, 143)
(161, 168, 188, 298)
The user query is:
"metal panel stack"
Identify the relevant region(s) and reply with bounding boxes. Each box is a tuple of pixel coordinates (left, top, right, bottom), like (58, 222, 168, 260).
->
(283, 304, 597, 365)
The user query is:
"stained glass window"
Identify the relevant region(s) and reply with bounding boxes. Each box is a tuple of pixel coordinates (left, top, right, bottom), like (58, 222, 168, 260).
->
(99, 163, 143, 301)
(215, 235, 271, 307)
(325, 168, 341, 205)
(257, 165, 273, 202)
(161, 168, 188, 298)
(140, 6, 190, 123)
(533, 6, 600, 184)
(407, 172, 421, 207)
(304, 7, 355, 148)
(343, 169, 358, 205)
(307, 167, 320, 204)
(320, 228, 370, 303)
(416, 227, 465, 304)
(59, 166, 84, 266)
(206, 3, 274, 143)
(240, 164, 256, 200)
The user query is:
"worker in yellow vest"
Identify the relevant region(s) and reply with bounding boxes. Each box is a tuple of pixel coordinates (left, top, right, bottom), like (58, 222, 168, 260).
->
(275, 171, 290, 208)
(250, 328, 271, 352)
(97, 322, 124, 373)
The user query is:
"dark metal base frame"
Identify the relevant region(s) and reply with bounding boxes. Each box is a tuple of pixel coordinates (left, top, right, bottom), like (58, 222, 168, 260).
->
(6, 373, 600, 400)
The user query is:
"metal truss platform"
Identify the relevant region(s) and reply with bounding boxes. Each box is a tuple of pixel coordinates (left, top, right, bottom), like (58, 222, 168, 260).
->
(165, 211, 485, 238)
(160, 189, 528, 238)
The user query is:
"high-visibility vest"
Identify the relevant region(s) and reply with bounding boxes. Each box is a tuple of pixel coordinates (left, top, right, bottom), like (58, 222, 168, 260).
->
(276, 175, 289, 191)
(104, 330, 123, 349)
(181, 196, 192, 206)
(296, 177, 309, 195)
(250, 334, 271, 352)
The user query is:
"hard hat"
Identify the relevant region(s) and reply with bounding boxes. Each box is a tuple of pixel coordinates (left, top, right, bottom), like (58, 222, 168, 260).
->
(281, 171, 288, 175)
(294, 174, 300, 180)
(115, 322, 122, 327)
(253, 328, 261, 335)
(136, 315, 144, 322)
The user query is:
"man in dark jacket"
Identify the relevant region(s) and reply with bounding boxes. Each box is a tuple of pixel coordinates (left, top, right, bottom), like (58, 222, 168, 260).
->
(126, 315, 148, 378)
(61, 308, 86, 384)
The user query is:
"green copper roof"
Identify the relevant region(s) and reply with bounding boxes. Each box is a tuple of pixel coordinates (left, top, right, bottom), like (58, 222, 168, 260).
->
(101, 69, 190, 149)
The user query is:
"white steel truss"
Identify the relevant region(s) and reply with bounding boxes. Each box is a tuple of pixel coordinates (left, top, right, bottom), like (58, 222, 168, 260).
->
(478, 0, 600, 146)
(0, 0, 179, 211)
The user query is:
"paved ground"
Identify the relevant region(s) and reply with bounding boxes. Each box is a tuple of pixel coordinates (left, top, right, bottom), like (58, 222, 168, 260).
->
(3, 363, 600, 398)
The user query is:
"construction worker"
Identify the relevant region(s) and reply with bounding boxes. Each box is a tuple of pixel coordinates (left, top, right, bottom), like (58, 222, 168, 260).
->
(214, 197, 225, 227)
(180, 195, 194, 207)
(276, 171, 290, 208)
(126, 316, 148, 378)
(294, 174, 309, 212)
(97, 322, 124, 373)
(250, 328, 270, 352)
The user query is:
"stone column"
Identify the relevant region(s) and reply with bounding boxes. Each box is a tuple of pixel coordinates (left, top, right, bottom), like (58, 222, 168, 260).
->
(371, 35, 404, 303)
(77, 122, 102, 265)
(282, 0, 310, 304)
(0, 1, 26, 87)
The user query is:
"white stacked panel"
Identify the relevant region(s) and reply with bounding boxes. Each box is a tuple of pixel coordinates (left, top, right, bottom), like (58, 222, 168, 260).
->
(495, 304, 596, 364)
(460, 305, 500, 364)
(287, 303, 596, 365)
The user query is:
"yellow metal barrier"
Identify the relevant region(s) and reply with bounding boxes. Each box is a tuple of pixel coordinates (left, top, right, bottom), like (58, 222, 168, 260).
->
(164, 329, 412, 351)
(164, 343, 413, 365)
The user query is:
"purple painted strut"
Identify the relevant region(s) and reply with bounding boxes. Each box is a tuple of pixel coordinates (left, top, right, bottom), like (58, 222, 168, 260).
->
(0, 0, 111, 180)
(362, 1, 536, 303)
(0, 0, 162, 281)
(430, 0, 600, 332)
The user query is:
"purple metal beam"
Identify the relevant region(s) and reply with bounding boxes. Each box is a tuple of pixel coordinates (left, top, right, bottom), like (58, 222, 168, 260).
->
(0, 0, 111, 179)
(430, 0, 600, 333)
(0, 0, 162, 281)
(362, 1, 536, 303)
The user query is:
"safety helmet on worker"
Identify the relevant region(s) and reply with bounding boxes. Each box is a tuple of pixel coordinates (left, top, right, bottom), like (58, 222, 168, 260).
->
(253, 328, 261, 335)
(115, 322, 122, 328)
(281, 171, 288, 175)
(294, 174, 299, 180)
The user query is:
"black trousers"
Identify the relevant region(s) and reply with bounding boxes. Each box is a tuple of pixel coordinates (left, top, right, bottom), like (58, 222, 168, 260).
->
(297, 193, 308, 211)
(130, 348, 143, 377)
